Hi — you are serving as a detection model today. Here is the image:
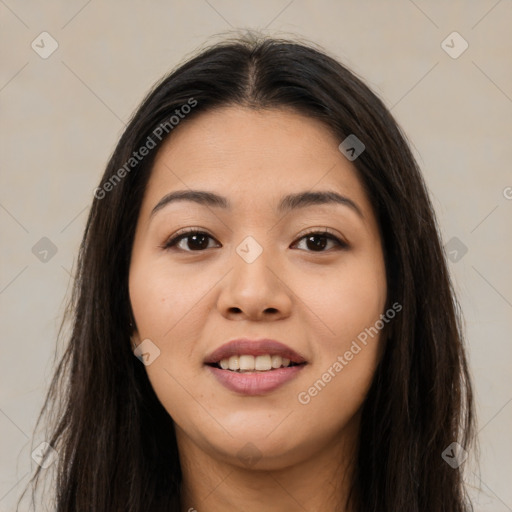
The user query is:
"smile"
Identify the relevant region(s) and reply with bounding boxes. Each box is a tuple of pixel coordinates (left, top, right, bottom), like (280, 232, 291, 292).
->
(212, 354, 302, 372)
(204, 338, 308, 395)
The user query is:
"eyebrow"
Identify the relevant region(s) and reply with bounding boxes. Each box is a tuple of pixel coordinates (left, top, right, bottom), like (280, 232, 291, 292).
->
(150, 189, 364, 219)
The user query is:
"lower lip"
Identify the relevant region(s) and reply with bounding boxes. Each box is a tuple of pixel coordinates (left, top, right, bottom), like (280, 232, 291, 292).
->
(206, 365, 306, 395)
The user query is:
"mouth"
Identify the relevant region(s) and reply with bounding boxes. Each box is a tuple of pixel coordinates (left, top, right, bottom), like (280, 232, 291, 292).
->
(204, 338, 307, 395)
(204, 337, 307, 370)
(206, 355, 304, 372)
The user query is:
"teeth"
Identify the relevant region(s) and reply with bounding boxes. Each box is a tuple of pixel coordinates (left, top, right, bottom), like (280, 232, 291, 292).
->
(271, 355, 282, 368)
(239, 355, 255, 371)
(255, 354, 272, 371)
(217, 354, 294, 372)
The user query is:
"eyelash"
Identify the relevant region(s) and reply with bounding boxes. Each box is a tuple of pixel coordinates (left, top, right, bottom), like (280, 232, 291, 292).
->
(161, 227, 348, 253)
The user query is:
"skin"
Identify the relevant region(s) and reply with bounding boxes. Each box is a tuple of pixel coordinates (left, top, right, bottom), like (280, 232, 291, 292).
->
(129, 106, 387, 511)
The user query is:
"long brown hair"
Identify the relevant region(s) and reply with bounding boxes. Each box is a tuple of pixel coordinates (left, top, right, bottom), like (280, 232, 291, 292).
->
(20, 33, 475, 511)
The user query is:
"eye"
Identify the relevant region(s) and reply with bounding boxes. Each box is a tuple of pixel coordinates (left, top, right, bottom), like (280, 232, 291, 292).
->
(162, 229, 220, 252)
(291, 229, 348, 252)
(162, 228, 348, 253)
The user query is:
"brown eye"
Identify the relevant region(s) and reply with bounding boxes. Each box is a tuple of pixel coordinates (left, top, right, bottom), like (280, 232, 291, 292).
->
(164, 231, 219, 252)
(292, 231, 347, 252)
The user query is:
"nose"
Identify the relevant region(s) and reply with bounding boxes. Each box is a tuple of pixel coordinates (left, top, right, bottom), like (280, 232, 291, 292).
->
(216, 242, 293, 321)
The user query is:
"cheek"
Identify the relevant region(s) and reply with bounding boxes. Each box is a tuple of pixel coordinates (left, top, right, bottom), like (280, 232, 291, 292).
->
(129, 256, 211, 340)
(129, 258, 214, 425)
(292, 249, 386, 413)
(296, 249, 387, 353)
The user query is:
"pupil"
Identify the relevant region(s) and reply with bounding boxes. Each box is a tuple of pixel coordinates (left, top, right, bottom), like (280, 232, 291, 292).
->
(307, 235, 327, 251)
(189, 234, 208, 250)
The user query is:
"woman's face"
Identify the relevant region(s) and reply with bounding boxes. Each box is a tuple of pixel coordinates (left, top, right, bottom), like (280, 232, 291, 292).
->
(129, 106, 387, 470)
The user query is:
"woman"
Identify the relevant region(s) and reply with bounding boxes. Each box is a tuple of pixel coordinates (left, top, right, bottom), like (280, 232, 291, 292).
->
(21, 34, 475, 511)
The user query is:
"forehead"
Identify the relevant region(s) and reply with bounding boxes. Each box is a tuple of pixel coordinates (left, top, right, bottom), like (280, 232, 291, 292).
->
(142, 106, 371, 217)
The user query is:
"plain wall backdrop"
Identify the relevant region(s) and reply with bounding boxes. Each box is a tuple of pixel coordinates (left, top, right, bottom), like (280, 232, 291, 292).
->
(1, 1, 511, 510)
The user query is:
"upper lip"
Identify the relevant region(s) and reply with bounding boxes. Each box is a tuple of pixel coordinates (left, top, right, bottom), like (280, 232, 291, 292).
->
(204, 338, 307, 365)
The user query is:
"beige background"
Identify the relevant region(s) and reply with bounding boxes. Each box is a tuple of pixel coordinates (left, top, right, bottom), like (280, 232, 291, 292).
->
(1, 1, 511, 510)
